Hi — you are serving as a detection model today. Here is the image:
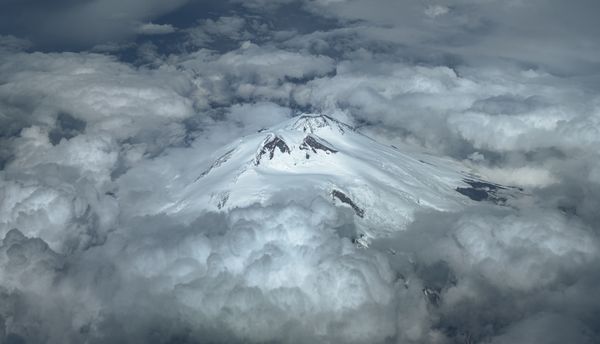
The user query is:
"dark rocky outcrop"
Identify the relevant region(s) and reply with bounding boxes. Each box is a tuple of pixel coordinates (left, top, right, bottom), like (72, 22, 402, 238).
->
(196, 148, 236, 181)
(299, 135, 338, 155)
(216, 192, 229, 209)
(456, 179, 514, 205)
(291, 114, 355, 134)
(422, 287, 441, 307)
(255, 134, 290, 165)
(332, 189, 364, 218)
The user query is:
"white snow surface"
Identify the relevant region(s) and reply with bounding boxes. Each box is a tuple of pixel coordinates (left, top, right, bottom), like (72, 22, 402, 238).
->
(124, 114, 493, 238)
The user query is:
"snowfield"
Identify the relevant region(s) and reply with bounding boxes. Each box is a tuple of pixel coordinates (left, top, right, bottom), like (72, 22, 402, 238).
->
(127, 114, 519, 241)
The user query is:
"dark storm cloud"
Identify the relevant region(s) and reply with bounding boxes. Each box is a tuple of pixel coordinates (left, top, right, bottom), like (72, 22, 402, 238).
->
(1, 0, 600, 343)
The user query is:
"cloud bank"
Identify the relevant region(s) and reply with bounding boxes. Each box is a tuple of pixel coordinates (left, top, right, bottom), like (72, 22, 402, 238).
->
(1, 1, 600, 343)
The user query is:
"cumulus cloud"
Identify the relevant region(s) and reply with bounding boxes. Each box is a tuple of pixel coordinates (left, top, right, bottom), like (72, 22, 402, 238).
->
(468, 165, 557, 188)
(0, 51, 195, 145)
(173, 42, 335, 107)
(424, 5, 450, 18)
(282, 0, 600, 75)
(226, 102, 292, 131)
(0, 200, 406, 343)
(289, 59, 600, 162)
(135, 22, 177, 35)
(374, 205, 600, 342)
(0, 50, 198, 253)
(0, 35, 31, 52)
(1, 0, 600, 343)
(185, 16, 254, 48)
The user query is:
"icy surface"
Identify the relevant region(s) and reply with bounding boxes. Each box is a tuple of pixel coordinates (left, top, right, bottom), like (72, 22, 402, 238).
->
(124, 114, 510, 238)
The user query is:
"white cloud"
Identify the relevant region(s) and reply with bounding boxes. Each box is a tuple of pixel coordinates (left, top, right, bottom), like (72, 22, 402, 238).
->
(289, 59, 600, 160)
(0, 52, 195, 142)
(0, 35, 32, 52)
(1, 2, 600, 342)
(0, 200, 407, 343)
(135, 22, 177, 35)
(226, 102, 292, 131)
(174, 42, 335, 107)
(425, 5, 450, 18)
(0, 51, 198, 253)
(470, 165, 558, 188)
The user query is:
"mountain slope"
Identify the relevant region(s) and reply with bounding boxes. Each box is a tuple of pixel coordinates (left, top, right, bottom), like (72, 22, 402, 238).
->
(150, 115, 518, 240)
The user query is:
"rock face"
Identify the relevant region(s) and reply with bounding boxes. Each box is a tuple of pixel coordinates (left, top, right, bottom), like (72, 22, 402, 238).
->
(331, 190, 364, 218)
(255, 135, 290, 165)
(197, 148, 236, 180)
(149, 114, 519, 240)
(288, 114, 354, 134)
(455, 179, 523, 205)
(300, 135, 338, 156)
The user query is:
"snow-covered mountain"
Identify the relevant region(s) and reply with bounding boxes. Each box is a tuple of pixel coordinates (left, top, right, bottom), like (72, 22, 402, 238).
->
(151, 114, 518, 241)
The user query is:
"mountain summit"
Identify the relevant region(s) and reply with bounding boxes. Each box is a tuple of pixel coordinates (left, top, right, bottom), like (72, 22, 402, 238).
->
(158, 114, 517, 240)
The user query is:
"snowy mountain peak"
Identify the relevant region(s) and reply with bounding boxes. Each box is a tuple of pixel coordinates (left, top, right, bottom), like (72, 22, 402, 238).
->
(157, 114, 521, 240)
(283, 114, 355, 135)
(250, 115, 349, 165)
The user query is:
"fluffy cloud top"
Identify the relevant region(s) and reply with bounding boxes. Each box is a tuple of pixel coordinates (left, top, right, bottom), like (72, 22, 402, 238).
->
(1, 0, 600, 343)
(136, 22, 177, 35)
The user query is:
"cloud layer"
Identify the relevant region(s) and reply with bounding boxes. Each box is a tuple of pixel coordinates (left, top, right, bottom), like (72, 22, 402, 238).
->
(1, 1, 600, 343)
